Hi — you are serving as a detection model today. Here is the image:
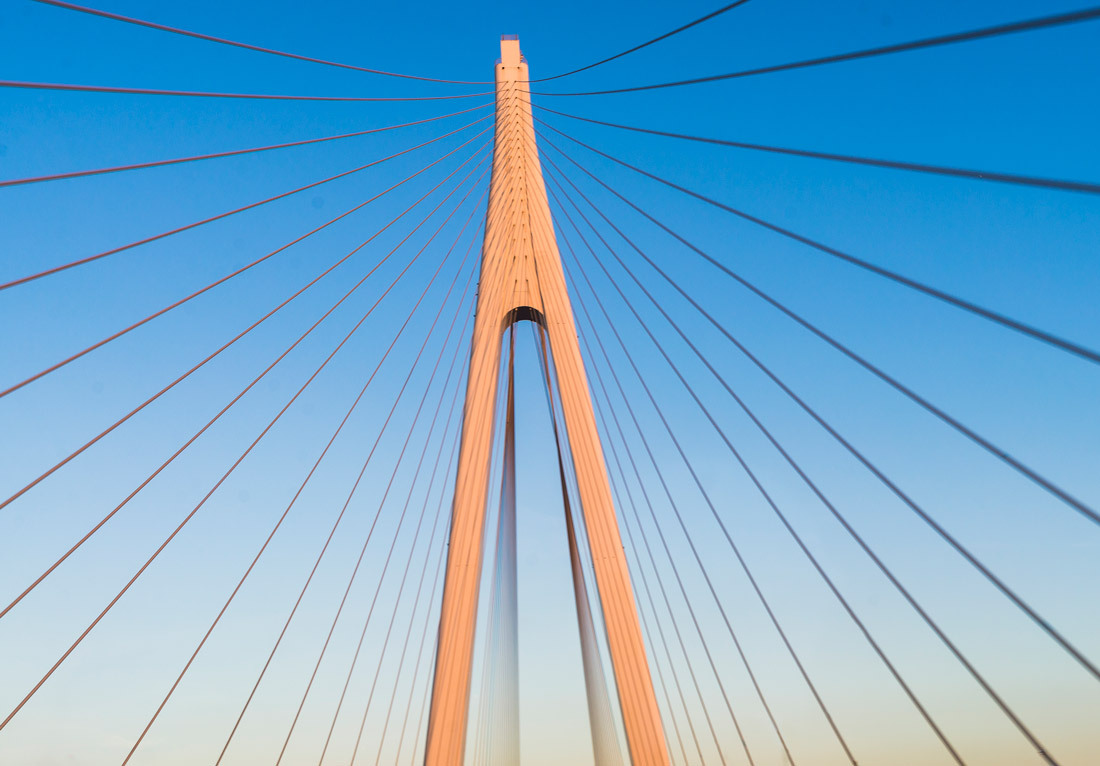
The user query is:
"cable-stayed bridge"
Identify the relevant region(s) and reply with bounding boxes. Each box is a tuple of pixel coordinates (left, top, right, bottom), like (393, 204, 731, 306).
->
(1, 1, 1098, 764)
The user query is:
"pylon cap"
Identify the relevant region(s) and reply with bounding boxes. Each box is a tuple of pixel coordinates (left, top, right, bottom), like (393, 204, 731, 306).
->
(500, 34, 522, 66)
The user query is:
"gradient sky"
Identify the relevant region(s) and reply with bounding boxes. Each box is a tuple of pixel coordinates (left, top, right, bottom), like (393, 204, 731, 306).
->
(1, 1, 1098, 764)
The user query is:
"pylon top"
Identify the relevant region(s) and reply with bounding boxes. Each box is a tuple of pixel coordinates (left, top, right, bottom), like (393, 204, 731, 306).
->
(500, 34, 522, 67)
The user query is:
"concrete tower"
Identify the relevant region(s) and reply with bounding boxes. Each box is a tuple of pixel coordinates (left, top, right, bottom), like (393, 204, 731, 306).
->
(424, 36, 669, 766)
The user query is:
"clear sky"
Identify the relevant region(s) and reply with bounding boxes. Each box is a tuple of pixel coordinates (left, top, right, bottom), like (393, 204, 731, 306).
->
(1, 0, 1098, 764)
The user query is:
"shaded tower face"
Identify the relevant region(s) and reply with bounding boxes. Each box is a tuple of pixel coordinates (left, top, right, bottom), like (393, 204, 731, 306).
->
(423, 35, 670, 766)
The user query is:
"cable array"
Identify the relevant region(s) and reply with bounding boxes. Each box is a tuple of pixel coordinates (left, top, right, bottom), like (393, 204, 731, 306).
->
(531, 6, 1100, 96)
(1, 3, 1096, 765)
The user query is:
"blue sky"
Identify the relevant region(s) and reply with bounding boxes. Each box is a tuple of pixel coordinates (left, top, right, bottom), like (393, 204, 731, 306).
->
(1, 0, 1098, 764)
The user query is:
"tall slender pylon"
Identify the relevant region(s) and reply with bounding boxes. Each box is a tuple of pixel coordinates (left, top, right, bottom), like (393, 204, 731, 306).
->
(424, 36, 670, 765)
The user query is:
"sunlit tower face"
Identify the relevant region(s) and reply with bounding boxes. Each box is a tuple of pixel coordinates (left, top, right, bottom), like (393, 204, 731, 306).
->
(424, 35, 669, 766)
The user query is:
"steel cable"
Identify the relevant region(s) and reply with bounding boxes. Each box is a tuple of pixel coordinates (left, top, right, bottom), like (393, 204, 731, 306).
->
(389, 440, 463, 766)
(550, 164, 1059, 765)
(0, 142, 491, 623)
(0, 154, 487, 733)
(1, 194, 463, 738)
(0, 133, 490, 530)
(539, 145, 1100, 686)
(534, 105, 1100, 196)
(0, 127, 490, 399)
(213, 236, 478, 766)
(530, 6, 1100, 96)
(566, 241, 860, 764)
(339, 295, 479, 766)
(528, 322, 629, 766)
(122, 171, 489, 766)
(535, 118, 1100, 365)
(368, 407, 469, 766)
(0, 78, 492, 101)
(551, 188, 781, 766)
(241, 168, 485, 766)
(0, 112, 489, 291)
(539, 134, 1100, 533)
(0, 102, 491, 189)
(530, 0, 755, 83)
(31, 0, 494, 85)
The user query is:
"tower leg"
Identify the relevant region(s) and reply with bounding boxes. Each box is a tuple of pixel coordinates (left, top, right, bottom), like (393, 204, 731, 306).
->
(541, 272, 670, 766)
(424, 280, 508, 764)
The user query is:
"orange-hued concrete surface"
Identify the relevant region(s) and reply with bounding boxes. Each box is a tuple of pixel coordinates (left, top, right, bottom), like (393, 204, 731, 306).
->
(423, 36, 670, 766)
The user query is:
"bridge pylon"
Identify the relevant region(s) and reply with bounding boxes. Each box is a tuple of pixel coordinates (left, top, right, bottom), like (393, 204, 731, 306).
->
(424, 35, 670, 766)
